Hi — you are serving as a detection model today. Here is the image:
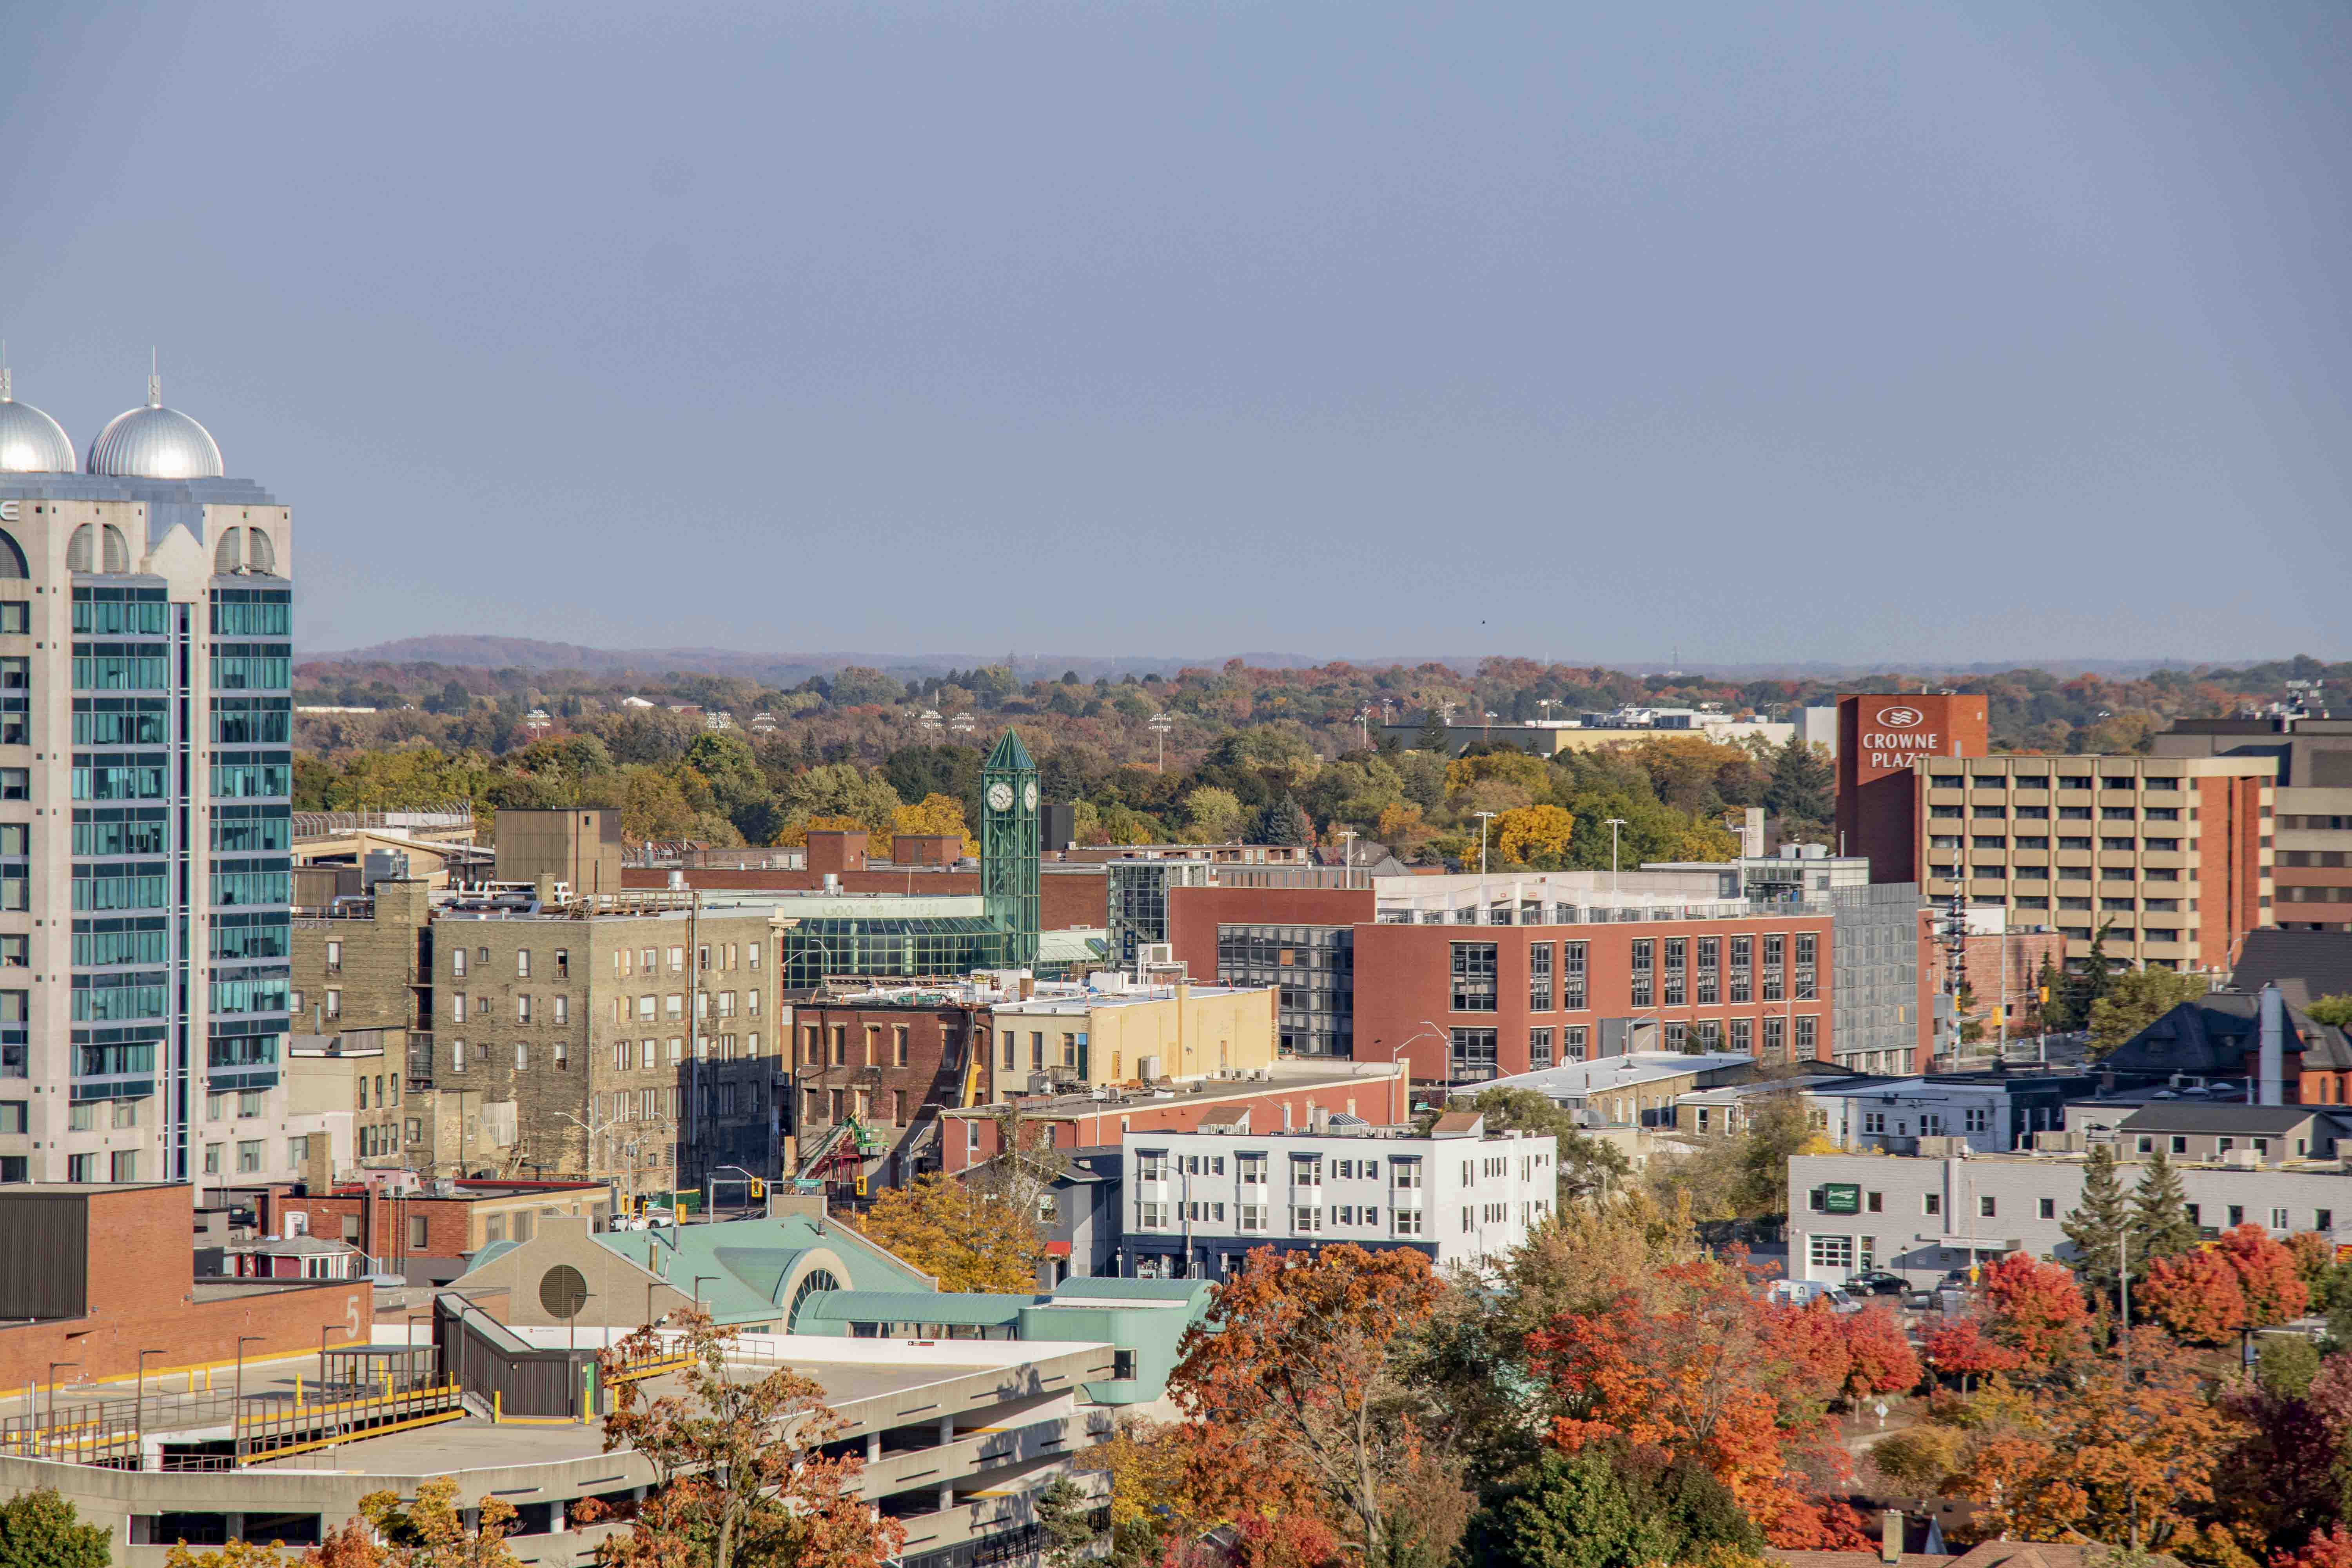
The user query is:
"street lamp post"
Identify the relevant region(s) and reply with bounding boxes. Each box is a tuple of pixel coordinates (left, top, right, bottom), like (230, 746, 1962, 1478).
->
(1376, 1023, 1450, 1087)
(1603, 818, 1627, 895)
(135, 1348, 164, 1454)
(44, 1361, 77, 1455)
(232, 1336, 263, 1459)
(1474, 811, 1497, 878)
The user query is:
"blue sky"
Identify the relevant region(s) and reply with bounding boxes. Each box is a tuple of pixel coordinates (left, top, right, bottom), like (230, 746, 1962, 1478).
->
(1, 2, 2345, 664)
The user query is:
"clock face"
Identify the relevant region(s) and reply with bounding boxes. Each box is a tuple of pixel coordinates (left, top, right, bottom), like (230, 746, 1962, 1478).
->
(1023, 781, 1039, 811)
(987, 782, 1014, 812)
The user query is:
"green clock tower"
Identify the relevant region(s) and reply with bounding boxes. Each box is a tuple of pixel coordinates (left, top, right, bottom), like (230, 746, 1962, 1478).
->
(980, 730, 1041, 965)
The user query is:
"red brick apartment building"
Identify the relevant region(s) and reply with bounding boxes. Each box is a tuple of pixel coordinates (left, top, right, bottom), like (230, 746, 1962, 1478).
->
(1169, 873, 1854, 1083)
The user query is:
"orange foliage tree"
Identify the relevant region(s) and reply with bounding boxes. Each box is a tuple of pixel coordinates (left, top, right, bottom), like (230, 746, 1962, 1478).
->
(1979, 1253, 2092, 1367)
(1921, 1319, 2022, 1390)
(1526, 1257, 1867, 1549)
(2287, 1232, 2336, 1292)
(1840, 1305, 1923, 1402)
(2216, 1223, 2311, 1326)
(2141, 1247, 2249, 1346)
(169, 1479, 526, 1568)
(591, 1306, 903, 1568)
(1168, 1243, 1442, 1566)
(1947, 1328, 2248, 1555)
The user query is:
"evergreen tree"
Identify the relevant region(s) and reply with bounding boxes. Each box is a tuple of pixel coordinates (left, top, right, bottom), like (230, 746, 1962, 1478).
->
(1031, 1477, 1101, 1568)
(1763, 737, 1835, 823)
(2131, 1149, 2203, 1270)
(1253, 794, 1314, 847)
(2033, 952, 2071, 1031)
(2061, 926, 2118, 1028)
(1417, 706, 1449, 753)
(2062, 1142, 2137, 1303)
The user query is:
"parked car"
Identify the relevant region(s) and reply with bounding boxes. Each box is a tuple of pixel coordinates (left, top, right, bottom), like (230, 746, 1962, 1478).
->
(1844, 1270, 1909, 1297)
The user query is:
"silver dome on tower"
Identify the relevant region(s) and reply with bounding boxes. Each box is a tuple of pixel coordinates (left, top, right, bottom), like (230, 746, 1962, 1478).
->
(0, 361, 77, 473)
(87, 361, 223, 479)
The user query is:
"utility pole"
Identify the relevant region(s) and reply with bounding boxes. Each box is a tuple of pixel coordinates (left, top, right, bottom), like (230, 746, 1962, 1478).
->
(2119, 1230, 2131, 1384)
(1940, 882, 1969, 1066)
(686, 890, 702, 1205)
(1149, 713, 1173, 772)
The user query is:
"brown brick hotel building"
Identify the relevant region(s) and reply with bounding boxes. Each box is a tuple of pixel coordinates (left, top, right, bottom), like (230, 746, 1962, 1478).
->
(1170, 869, 1861, 1084)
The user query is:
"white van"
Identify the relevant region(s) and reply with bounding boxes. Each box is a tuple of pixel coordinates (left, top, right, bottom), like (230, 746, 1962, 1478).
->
(1768, 1279, 1861, 1313)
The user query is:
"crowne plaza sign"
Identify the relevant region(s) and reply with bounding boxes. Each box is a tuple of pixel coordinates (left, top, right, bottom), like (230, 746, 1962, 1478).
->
(1837, 691, 1987, 790)
(1860, 703, 1950, 773)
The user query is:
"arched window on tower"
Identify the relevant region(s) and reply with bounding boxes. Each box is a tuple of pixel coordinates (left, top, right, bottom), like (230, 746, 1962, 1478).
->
(101, 526, 130, 574)
(67, 525, 95, 573)
(0, 531, 25, 579)
(214, 528, 243, 575)
(246, 529, 276, 576)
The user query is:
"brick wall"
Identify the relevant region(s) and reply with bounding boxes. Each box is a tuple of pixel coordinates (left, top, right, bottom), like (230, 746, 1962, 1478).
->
(941, 1073, 1410, 1174)
(291, 879, 433, 1036)
(0, 1185, 370, 1390)
(274, 1187, 610, 1259)
(791, 1003, 981, 1186)
(1165, 886, 1376, 982)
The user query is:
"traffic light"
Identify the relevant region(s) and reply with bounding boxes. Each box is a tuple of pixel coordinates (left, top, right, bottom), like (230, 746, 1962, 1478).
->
(749, 1178, 766, 1200)
(854, 1174, 869, 1197)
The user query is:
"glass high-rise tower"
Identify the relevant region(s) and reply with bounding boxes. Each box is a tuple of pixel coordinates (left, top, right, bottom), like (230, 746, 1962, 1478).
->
(0, 364, 291, 1184)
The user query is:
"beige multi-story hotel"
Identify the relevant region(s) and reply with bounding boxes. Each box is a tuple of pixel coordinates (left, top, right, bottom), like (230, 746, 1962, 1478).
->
(1913, 753, 2274, 973)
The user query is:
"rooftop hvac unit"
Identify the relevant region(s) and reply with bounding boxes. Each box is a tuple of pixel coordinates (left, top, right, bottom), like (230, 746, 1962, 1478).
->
(1138, 944, 1174, 968)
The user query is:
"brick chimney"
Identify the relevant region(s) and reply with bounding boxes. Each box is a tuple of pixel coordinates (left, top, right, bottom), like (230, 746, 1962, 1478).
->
(1880, 1510, 1902, 1565)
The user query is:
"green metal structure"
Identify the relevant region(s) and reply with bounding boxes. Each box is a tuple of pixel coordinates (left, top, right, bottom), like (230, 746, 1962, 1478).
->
(774, 730, 1041, 985)
(980, 730, 1041, 966)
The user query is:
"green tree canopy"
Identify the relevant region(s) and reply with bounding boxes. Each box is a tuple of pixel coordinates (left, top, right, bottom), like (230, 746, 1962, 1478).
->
(0, 1488, 111, 1568)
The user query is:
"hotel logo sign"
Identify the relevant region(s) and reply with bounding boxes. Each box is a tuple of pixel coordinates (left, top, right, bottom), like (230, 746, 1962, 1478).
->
(1860, 702, 1947, 775)
(0, 501, 16, 523)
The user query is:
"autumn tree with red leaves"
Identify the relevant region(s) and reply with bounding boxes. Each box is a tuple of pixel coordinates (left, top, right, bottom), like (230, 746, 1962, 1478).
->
(2141, 1246, 2249, 1346)
(1921, 1319, 2021, 1390)
(1978, 1252, 2092, 1367)
(2276, 1524, 2352, 1568)
(1169, 1243, 1443, 1568)
(1838, 1306, 1922, 1403)
(1527, 1256, 1867, 1549)
(2216, 1223, 2311, 1327)
(592, 1306, 903, 1568)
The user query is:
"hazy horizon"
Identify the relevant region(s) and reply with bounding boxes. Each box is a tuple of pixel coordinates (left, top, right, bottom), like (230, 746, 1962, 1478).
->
(4, 3, 2346, 661)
